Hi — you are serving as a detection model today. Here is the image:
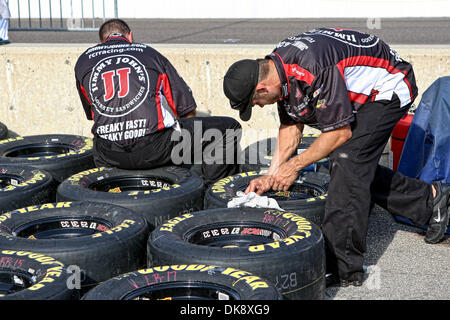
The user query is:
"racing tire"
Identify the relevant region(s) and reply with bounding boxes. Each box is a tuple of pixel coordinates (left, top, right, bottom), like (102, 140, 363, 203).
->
(82, 264, 282, 300)
(56, 166, 204, 230)
(0, 165, 55, 213)
(240, 135, 329, 173)
(147, 207, 326, 300)
(204, 169, 330, 226)
(0, 201, 149, 290)
(0, 249, 79, 300)
(0, 122, 8, 140)
(0, 134, 95, 183)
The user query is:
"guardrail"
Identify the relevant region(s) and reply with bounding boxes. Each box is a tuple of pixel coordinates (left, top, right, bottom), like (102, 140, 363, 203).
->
(8, 0, 118, 31)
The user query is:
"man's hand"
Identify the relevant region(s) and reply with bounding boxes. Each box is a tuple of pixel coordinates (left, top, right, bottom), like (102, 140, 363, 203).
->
(245, 175, 274, 195)
(271, 160, 299, 191)
(245, 161, 299, 195)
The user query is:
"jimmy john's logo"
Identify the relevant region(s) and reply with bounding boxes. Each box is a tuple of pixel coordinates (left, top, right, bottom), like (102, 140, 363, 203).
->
(89, 54, 150, 117)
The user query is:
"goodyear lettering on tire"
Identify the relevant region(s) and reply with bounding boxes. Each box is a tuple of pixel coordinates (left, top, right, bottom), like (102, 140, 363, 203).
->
(0, 203, 73, 225)
(0, 170, 48, 192)
(156, 209, 313, 253)
(0, 250, 66, 291)
(68, 167, 105, 183)
(0, 202, 135, 240)
(211, 169, 268, 193)
(248, 210, 312, 252)
(116, 265, 270, 291)
(67, 167, 182, 195)
(210, 169, 327, 203)
(306, 193, 328, 202)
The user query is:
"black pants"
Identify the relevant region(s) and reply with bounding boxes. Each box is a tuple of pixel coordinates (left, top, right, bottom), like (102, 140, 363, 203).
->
(175, 116, 242, 186)
(93, 116, 241, 187)
(322, 95, 434, 282)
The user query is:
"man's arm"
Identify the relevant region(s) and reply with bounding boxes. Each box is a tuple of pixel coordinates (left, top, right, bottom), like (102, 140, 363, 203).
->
(160, 55, 197, 118)
(271, 124, 352, 191)
(291, 124, 351, 170)
(179, 109, 197, 118)
(245, 122, 303, 194)
(75, 78, 94, 121)
(267, 122, 304, 174)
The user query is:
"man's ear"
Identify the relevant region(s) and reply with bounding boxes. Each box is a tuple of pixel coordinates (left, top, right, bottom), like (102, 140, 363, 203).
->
(254, 82, 268, 95)
(126, 31, 133, 42)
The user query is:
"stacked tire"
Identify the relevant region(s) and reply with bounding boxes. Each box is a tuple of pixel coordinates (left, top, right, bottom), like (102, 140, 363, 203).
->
(0, 134, 95, 207)
(0, 250, 79, 300)
(0, 122, 8, 140)
(56, 166, 205, 230)
(82, 264, 283, 300)
(0, 131, 329, 300)
(0, 202, 149, 295)
(0, 165, 54, 213)
(204, 169, 330, 226)
(0, 134, 95, 184)
(147, 207, 326, 300)
(240, 135, 329, 173)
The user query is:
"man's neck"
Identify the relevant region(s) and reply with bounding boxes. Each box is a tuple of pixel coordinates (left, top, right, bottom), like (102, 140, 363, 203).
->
(267, 59, 282, 97)
(267, 59, 281, 87)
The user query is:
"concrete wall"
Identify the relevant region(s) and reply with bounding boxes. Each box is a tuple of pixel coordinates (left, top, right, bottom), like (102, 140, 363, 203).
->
(1, 43, 449, 147)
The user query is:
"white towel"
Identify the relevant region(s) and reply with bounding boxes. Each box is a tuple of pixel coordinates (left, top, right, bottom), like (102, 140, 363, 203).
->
(227, 191, 284, 211)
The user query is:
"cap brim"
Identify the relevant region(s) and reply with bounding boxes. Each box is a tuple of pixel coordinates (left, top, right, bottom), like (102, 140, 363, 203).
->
(239, 102, 252, 121)
(230, 95, 253, 121)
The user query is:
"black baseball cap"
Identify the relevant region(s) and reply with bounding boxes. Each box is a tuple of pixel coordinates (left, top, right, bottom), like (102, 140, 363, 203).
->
(223, 59, 259, 121)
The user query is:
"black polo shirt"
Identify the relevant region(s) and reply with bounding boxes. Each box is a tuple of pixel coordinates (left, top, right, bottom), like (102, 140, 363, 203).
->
(268, 28, 417, 132)
(75, 34, 196, 147)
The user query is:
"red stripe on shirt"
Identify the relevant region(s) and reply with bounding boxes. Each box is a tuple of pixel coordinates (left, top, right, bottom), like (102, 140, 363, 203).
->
(80, 85, 92, 105)
(80, 85, 94, 119)
(336, 56, 407, 76)
(161, 73, 178, 117)
(155, 75, 165, 130)
(336, 56, 413, 101)
(348, 91, 369, 104)
(285, 64, 316, 86)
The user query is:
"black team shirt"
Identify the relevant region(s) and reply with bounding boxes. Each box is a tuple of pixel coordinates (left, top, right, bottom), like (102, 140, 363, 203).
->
(269, 28, 417, 132)
(75, 34, 197, 147)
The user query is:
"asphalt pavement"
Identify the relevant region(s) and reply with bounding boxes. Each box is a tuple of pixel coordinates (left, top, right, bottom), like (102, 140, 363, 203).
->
(324, 154, 449, 300)
(8, 18, 450, 44)
(325, 204, 450, 300)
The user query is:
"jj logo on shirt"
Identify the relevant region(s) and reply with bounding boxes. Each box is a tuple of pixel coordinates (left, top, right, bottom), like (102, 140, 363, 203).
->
(102, 67, 131, 101)
(89, 54, 150, 117)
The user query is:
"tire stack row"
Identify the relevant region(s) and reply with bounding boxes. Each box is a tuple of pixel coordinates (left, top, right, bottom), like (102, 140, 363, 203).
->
(0, 131, 329, 300)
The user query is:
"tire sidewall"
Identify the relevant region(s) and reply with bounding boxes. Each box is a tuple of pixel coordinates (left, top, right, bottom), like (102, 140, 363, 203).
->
(82, 265, 282, 300)
(148, 207, 325, 299)
(204, 169, 329, 226)
(0, 249, 78, 300)
(0, 201, 149, 285)
(241, 135, 329, 172)
(0, 135, 95, 182)
(56, 166, 204, 229)
(0, 165, 55, 213)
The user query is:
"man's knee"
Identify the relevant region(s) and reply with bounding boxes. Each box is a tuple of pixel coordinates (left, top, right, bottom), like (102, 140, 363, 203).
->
(217, 116, 242, 131)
